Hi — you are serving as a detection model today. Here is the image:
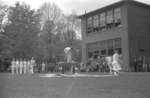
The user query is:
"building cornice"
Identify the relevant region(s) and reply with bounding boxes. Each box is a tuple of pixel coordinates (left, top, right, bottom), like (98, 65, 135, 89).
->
(78, 0, 150, 19)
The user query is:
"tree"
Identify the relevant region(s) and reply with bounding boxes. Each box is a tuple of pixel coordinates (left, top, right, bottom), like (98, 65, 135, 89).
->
(0, 1, 11, 57)
(39, 2, 63, 31)
(38, 2, 82, 61)
(0, 1, 8, 31)
(39, 20, 55, 59)
(4, 2, 40, 58)
(38, 2, 64, 59)
(66, 12, 81, 40)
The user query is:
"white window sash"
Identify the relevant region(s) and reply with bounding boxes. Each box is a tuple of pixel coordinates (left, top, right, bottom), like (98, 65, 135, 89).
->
(107, 10, 113, 24)
(114, 8, 121, 23)
(93, 15, 99, 27)
(100, 13, 106, 27)
(87, 17, 92, 27)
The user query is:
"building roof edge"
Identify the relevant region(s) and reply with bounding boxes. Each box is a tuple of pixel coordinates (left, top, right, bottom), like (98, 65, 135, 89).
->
(77, 0, 150, 19)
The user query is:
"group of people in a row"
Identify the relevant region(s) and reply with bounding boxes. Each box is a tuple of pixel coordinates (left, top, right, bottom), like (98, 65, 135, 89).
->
(132, 56, 150, 72)
(10, 49, 122, 76)
(11, 57, 35, 74)
(87, 49, 122, 76)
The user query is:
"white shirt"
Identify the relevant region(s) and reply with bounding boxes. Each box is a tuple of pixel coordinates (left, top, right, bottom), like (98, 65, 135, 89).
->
(113, 53, 120, 62)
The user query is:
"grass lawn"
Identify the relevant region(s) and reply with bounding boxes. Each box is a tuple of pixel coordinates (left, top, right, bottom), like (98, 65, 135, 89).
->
(0, 72, 150, 98)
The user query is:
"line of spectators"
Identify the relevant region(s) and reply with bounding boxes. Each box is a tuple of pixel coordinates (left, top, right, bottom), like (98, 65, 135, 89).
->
(132, 56, 150, 72)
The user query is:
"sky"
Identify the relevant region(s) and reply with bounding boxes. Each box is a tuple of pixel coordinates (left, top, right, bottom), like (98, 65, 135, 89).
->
(3, 0, 150, 15)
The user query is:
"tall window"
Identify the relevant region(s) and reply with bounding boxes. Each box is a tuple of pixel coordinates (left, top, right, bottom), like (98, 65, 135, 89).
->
(87, 17, 93, 33)
(106, 10, 114, 29)
(114, 38, 121, 48)
(107, 40, 114, 55)
(114, 8, 121, 26)
(93, 15, 99, 32)
(99, 12, 106, 29)
(94, 50, 99, 59)
(106, 10, 113, 24)
(101, 41, 107, 56)
(114, 38, 122, 53)
(88, 52, 93, 58)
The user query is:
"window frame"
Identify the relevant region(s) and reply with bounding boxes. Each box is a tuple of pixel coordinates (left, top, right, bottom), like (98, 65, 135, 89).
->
(106, 10, 113, 24)
(114, 7, 121, 26)
(87, 17, 93, 33)
(99, 12, 106, 29)
(106, 10, 114, 29)
(93, 15, 99, 32)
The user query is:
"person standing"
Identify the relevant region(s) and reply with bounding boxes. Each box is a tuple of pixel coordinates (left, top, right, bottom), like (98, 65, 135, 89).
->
(137, 56, 143, 72)
(41, 62, 46, 73)
(112, 49, 122, 76)
(64, 47, 72, 63)
(23, 59, 27, 74)
(26, 60, 30, 74)
(19, 58, 23, 75)
(11, 58, 15, 75)
(133, 58, 137, 72)
(15, 59, 19, 74)
(105, 56, 113, 74)
(67, 49, 73, 63)
(30, 57, 35, 74)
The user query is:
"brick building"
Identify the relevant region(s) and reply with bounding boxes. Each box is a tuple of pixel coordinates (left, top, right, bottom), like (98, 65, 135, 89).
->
(78, 0, 150, 71)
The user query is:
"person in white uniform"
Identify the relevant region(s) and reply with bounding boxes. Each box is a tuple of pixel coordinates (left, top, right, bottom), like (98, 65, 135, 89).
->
(105, 56, 113, 74)
(15, 59, 19, 74)
(23, 59, 27, 74)
(64, 47, 72, 63)
(30, 57, 35, 74)
(26, 60, 30, 74)
(19, 58, 23, 74)
(64, 47, 75, 73)
(42, 62, 46, 72)
(112, 49, 122, 76)
(11, 58, 15, 75)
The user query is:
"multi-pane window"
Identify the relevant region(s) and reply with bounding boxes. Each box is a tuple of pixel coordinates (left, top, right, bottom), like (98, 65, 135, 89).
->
(100, 12, 106, 28)
(86, 38, 122, 59)
(87, 17, 93, 33)
(87, 17, 93, 28)
(88, 52, 93, 58)
(86, 7, 121, 34)
(106, 10, 113, 24)
(114, 38, 122, 53)
(94, 50, 99, 59)
(114, 8, 121, 26)
(107, 40, 114, 55)
(107, 40, 113, 49)
(87, 43, 93, 59)
(101, 41, 107, 56)
(106, 10, 114, 29)
(93, 15, 99, 28)
(101, 50, 106, 56)
(93, 15, 99, 32)
(114, 38, 121, 48)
